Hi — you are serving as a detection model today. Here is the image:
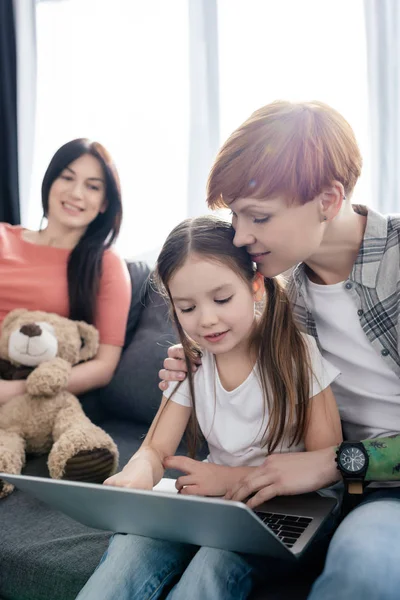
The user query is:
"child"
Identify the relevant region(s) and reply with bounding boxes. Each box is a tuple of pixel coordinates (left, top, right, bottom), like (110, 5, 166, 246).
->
(76, 214, 342, 600)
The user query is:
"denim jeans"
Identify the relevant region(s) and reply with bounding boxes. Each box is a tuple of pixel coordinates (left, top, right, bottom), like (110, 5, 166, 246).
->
(308, 488, 400, 600)
(75, 534, 259, 600)
(75, 508, 338, 600)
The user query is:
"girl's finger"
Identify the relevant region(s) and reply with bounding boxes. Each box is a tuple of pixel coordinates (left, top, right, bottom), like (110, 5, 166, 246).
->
(246, 484, 278, 509)
(179, 484, 202, 496)
(230, 473, 274, 502)
(175, 475, 196, 491)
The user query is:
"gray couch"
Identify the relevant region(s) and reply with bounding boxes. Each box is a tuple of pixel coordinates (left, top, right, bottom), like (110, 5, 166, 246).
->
(0, 261, 321, 600)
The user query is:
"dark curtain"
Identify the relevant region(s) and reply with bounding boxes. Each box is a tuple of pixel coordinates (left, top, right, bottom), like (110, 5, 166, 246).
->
(0, 0, 20, 224)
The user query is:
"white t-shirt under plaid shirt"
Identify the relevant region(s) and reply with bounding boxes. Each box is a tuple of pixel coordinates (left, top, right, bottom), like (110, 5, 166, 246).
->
(286, 205, 400, 441)
(164, 334, 338, 467)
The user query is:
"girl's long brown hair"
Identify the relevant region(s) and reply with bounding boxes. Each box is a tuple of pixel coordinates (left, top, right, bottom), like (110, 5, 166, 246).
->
(155, 215, 311, 457)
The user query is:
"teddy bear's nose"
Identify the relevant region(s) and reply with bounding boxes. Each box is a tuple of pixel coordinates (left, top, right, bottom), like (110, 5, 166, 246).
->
(20, 323, 42, 338)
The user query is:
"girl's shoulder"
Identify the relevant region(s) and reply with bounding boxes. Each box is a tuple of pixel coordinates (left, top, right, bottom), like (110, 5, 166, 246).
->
(300, 333, 326, 366)
(300, 332, 325, 370)
(300, 333, 341, 395)
(300, 332, 318, 352)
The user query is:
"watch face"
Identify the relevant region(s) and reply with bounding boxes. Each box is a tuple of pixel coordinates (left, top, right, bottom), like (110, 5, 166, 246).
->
(339, 447, 366, 473)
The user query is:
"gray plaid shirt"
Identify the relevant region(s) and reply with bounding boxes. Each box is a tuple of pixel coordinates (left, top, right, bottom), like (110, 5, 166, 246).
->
(286, 205, 400, 378)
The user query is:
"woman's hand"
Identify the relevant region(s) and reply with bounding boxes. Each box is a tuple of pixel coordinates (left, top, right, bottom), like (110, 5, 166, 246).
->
(158, 344, 202, 392)
(103, 459, 154, 490)
(0, 379, 25, 406)
(225, 447, 340, 509)
(163, 456, 252, 497)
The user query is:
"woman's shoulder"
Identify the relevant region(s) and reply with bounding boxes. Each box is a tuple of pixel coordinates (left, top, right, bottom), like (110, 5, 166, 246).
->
(103, 246, 123, 262)
(0, 222, 23, 237)
(98, 247, 131, 297)
(101, 247, 130, 279)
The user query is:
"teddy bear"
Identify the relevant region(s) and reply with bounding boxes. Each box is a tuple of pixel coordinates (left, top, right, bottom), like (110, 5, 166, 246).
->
(0, 308, 119, 498)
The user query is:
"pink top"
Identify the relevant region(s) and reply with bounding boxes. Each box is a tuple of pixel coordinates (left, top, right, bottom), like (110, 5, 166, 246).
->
(0, 223, 131, 346)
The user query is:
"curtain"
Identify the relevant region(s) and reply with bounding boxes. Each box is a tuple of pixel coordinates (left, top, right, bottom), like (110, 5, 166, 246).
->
(0, 0, 20, 224)
(30, 0, 191, 262)
(187, 0, 220, 216)
(364, 0, 400, 213)
(13, 0, 37, 225)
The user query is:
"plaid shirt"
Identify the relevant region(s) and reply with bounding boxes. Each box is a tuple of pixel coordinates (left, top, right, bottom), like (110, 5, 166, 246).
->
(286, 205, 400, 378)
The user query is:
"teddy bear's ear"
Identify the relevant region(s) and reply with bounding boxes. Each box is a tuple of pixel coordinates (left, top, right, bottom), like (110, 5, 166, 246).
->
(76, 321, 100, 361)
(1, 308, 28, 333)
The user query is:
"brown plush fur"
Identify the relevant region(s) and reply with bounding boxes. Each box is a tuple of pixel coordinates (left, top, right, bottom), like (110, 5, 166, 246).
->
(0, 309, 119, 498)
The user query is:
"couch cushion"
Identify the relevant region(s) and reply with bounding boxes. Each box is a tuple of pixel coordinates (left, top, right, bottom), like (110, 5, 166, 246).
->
(99, 277, 177, 425)
(124, 261, 151, 349)
(0, 420, 145, 600)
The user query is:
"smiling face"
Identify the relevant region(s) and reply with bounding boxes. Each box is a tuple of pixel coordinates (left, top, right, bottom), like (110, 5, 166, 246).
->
(230, 195, 326, 277)
(47, 154, 106, 234)
(169, 253, 258, 356)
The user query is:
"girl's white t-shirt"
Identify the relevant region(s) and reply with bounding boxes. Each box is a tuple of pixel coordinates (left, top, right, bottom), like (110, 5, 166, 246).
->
(164, 334, 339, 467)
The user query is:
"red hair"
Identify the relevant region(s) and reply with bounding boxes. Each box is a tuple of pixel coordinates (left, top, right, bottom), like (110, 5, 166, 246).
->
(207, 100, 362, 208)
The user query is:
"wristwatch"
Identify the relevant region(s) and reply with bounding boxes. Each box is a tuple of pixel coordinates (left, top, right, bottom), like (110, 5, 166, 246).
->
(335, 441, 369, 495)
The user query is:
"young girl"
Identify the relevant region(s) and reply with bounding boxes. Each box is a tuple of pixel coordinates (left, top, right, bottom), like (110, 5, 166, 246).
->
(77, 215, 342, 600)
(0, 138, 131, 405)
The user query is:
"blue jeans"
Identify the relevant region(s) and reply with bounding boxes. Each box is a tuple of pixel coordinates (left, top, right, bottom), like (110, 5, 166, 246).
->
(75, 513, 337, 600)
(308, 488, 400, 600)
(75, 534, 259, 600)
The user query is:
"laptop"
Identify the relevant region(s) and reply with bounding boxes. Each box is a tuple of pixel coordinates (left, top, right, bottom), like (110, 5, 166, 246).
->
(0, 473, 336, 560)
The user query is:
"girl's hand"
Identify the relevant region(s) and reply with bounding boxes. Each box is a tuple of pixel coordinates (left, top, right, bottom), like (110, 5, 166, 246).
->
(225, 447, 340, 509)
(103, 459, 154, 490)
(164, 456, 230, 497)
(158, 344, 202, 392)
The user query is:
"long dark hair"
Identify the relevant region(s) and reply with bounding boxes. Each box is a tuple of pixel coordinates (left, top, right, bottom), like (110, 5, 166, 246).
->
(155, 215, 312, 457)
(41, 138, 122, 324)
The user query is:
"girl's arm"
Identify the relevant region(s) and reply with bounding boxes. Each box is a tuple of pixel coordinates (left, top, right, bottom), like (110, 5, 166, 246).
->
(104, 395, 192, 490)
(167, 386, 343, 497)
(304, 386, 343, 451)
(225, 386, 343, 507)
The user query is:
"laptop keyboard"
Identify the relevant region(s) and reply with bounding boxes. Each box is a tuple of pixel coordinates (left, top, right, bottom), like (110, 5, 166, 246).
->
(255, 511, 313, 549)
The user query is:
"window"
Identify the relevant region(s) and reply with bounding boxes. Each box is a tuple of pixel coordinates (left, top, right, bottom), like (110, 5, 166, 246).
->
(218, 0, 371, 205)
(31, 0, 370, 260)
(30, 0, 189, 261)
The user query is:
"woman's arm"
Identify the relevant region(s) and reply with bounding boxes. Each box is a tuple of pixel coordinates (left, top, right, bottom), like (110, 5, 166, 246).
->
(158, 344, 201, 391)
(0, 344, 120, 403)
(104, 395, 192, 489)
(0, 379, 26, 405)
(67, 343, 122, 395)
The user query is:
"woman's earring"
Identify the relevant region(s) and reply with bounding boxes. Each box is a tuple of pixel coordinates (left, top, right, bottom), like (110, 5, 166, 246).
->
(322, 215, 327, 222)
